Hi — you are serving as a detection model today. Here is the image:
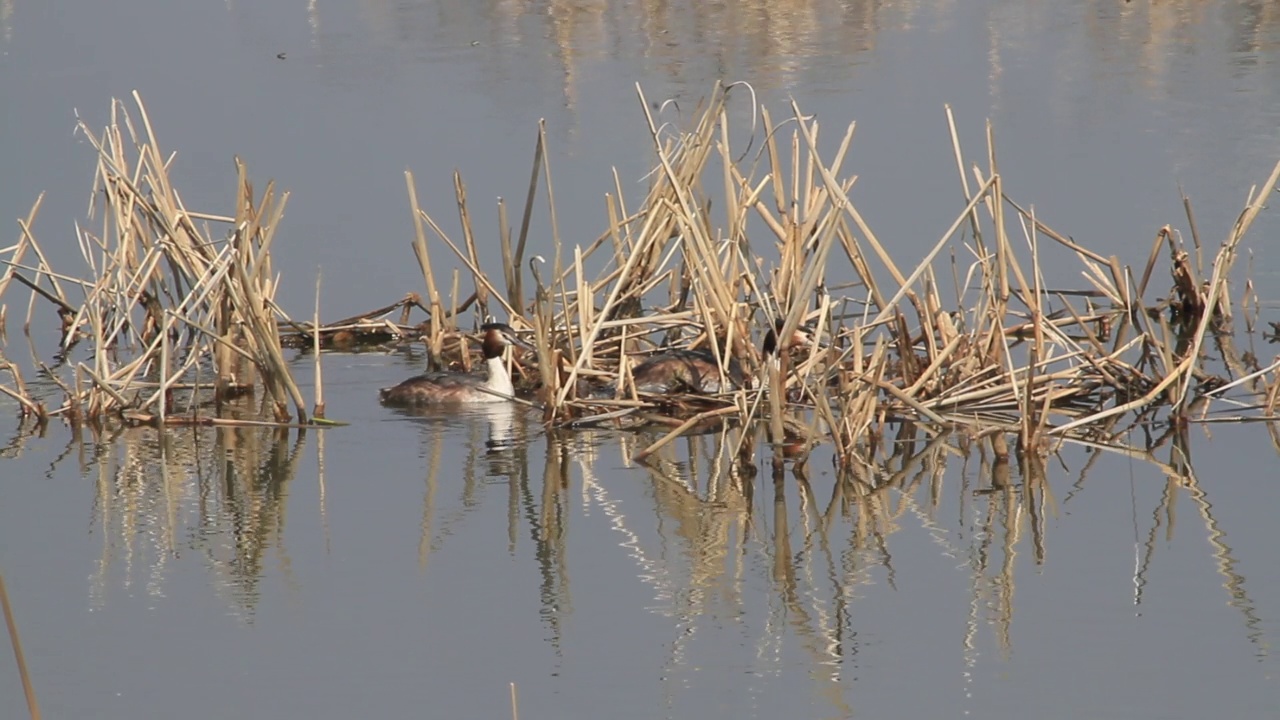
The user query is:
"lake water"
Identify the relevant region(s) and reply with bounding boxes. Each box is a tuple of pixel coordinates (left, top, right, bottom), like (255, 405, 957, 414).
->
(2, 1, 1280, 718)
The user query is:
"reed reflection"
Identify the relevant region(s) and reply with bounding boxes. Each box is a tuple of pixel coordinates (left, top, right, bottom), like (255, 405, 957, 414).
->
(627, 424, 757, 620)
(83, 419, 310, 619)
(36, 385, 1269, 670)
(295, 0, 1280, 110)
(403, 414, 1275, 688)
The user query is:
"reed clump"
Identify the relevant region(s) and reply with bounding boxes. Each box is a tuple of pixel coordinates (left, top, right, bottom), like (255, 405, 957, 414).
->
(4, 84, 1278, 462)
(0, 93, 317, 428)
(398, 82, 1280, 471)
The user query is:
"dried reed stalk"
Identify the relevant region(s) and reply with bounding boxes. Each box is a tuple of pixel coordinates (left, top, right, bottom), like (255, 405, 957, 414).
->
(0, 570, 40, 720)
(7, 85, 1274, 459)
(0, 94, 311, 426)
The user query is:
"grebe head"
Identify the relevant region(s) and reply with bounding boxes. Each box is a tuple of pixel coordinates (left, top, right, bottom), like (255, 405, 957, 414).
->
(758, 318, 818, 397)
(762, 318, 816, 359)
(479, 322, 535, 358)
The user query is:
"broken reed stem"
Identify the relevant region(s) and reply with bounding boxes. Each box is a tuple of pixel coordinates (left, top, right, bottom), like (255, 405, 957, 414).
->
(869, 175, 998, 329)
(1174, 157, 1280, 410)
(416, 210, 522, 323)
(0, 570, 41, 720)
(540, 120, 566, 287)
(313, 269, 325, 419)
(0, 195, 46, 305)
(513, 125, 548, 314)
(1023, 205, 1045, 448)
(159, 309, 169, 426)
(498, 198, 516, 311)
(635, 405, 740, 461)
(406, 170, 445, 363)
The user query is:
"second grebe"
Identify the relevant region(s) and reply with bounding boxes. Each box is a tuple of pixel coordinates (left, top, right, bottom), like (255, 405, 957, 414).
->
(760, 320, 817, 402)
(626, 347, 745, 395)
(607, 322, 814, 397)
(378, 323, 533, 406)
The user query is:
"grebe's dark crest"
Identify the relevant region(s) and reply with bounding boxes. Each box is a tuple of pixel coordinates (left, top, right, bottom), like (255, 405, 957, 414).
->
(378, 323, 533, 406)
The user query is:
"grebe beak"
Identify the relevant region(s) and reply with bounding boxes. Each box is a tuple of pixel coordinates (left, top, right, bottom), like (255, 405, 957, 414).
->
(507, 333, 536, 352)
(790, 323, 819, 349)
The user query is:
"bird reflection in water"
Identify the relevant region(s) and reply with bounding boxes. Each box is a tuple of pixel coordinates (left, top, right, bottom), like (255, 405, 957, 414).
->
(389, 401, 533, 479)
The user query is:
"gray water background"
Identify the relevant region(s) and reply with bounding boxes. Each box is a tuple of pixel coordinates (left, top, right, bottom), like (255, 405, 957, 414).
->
(2, 2, 1279, 718)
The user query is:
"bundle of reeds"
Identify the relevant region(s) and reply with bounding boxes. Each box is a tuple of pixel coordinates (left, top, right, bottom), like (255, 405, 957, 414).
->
(400, 82, 1280, 468)
(0, 93, 313, 427)
(4, 85, 1277, 457)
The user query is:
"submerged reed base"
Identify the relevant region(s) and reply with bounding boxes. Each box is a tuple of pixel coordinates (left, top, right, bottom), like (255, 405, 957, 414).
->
(3, 85, 1279, 468)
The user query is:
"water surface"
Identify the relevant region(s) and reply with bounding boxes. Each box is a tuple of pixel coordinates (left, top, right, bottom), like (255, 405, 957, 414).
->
(2, 1, 1280, 718)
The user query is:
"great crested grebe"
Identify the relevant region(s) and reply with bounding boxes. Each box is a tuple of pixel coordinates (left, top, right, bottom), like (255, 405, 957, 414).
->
(378, 322, 534, 406)
(760, 319, 818, 402)
(627, 346, 745, 395)
(608, 321, 813, 397)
